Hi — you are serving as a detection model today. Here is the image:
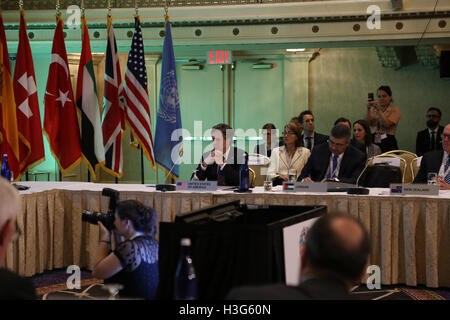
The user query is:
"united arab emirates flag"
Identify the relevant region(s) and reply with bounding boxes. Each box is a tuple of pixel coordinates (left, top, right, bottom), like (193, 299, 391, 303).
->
(76, 15, 105, 179)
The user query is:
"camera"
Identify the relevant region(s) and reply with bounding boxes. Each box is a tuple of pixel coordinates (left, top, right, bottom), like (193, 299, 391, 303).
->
(82, 188, 119, 231)
(368, 92, 374, 101)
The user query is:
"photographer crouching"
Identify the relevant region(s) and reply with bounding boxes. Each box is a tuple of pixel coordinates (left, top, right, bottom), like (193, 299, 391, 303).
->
(85, 194, 159, 300)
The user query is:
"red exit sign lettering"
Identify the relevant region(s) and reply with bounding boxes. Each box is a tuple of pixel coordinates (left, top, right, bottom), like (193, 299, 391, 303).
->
(207, 50, 232, 64)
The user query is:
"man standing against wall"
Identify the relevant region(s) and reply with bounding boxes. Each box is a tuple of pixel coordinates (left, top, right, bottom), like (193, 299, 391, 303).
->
(298, 110, 328, 151)
(416, 108, 444, 157)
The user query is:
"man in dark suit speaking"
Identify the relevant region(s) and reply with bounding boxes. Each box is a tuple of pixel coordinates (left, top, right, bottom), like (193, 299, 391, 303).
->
(414, 123, 450, 190)
(298, 124, 366, 184)
(192, 123, 247, 186)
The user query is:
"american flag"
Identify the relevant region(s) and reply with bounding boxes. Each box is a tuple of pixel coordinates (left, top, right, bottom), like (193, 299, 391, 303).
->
(121, 17, 154, 168)
(102, 17, 124, 178)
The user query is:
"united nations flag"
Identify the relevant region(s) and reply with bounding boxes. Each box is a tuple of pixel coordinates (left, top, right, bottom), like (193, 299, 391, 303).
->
(154, 20, 183, 179)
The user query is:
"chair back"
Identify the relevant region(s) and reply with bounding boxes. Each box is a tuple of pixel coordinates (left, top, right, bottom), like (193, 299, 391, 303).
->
(379, 150, 418, 183)
(359, 158, 403, 187)
(370, 154, 407, 184)
(248, 153, 270, 186)
(249, 167, 256, 188)
(411, 156, 422, 181)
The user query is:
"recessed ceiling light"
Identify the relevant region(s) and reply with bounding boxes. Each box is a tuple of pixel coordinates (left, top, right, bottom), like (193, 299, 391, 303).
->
(286, 48, 306, 52)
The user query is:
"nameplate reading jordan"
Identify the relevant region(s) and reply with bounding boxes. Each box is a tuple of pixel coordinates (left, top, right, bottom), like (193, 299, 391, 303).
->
(176, 181, 218, 191)
(390, 184, 439, 196)
(294, 182, 328, 193)
(207, 50, 232, 64)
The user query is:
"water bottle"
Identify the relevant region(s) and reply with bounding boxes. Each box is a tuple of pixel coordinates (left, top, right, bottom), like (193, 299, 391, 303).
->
(174, 238, 198, 300)
(1, 154, 12, 182)
(239, 153, 249, 191)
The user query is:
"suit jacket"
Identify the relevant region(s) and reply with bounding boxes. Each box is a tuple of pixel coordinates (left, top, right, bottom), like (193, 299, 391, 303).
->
(416, 126, 444, 157)
(227, 277, 352, 300)
(351, 138, 366, 155)
(193, 146, 247, 186)
(301, 132, 329, 150)
(298, 143, 366, 184)
(266, 146, 310, 181)
(413, 150, 445, 184)
(0, 268, 36, 299)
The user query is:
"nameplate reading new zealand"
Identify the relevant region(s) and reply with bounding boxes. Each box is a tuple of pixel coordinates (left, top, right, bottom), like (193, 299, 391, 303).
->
(390, 184, 439, 196)
(176, 181, 218, 191)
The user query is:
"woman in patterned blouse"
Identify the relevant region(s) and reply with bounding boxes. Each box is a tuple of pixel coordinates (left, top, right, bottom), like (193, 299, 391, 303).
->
(92, 200, 159, 299)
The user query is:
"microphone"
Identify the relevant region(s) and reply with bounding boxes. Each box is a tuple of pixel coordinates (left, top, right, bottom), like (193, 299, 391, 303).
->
(347, 157, 371, 195)
(355, 158, 372, 187)
(156, 148, 183, 192)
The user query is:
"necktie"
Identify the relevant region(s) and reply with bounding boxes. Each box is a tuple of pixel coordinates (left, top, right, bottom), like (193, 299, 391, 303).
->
(328, 154, 338, 179)
(216, 156, 226, 186)
(306, 137, 312, 151)
(445, 158, 450, 184)
(430, 131, 436, 151)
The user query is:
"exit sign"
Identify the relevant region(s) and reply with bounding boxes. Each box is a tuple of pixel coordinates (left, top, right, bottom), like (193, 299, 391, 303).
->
(207, 50, 232, 64)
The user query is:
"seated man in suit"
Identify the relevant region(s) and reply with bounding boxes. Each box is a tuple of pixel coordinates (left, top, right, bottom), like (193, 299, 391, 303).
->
(0, 178, 36, 299)
(298, 124, 366, 184)
(416, 107, 444, 157)
(228, 212, 371, 300)
(413, 123, 450, 190)
(192, 123, 247, 186)
(298, 110, 328, 151)
(334, 117, 366, 154)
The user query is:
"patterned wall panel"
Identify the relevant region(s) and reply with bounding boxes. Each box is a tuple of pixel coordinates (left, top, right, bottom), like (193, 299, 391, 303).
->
(1, 0, 343, 10)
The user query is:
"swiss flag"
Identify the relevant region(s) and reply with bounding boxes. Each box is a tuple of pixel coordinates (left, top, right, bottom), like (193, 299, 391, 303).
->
(43, 16, 81, 172)
(13, 9, 45, 172)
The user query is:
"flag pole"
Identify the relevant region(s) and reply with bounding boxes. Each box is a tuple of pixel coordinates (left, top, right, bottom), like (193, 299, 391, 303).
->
(56, 0, 62, 181)
(80, 0, 91, 183)
(134, 0, 145, 185)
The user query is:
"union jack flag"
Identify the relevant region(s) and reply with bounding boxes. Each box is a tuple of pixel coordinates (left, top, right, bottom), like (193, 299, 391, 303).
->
(102, 17, 124, 178)
(121, 16, 154, 168)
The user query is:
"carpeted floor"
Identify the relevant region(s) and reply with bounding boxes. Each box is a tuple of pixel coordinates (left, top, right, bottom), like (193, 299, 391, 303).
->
(29, 268, 104, 299)
(28, 269, 450, 300)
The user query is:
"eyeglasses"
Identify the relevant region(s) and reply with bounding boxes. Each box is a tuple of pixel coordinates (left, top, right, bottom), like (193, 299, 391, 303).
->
(11, 221, 22, 243)
(426, 114, 440, 119)
(327, 139, 346, 148)
(441, 133, 450, 140)
(283, 131, 295, 136)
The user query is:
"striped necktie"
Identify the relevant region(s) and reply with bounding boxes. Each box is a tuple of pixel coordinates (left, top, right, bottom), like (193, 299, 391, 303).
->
(445, 158, 450, 184)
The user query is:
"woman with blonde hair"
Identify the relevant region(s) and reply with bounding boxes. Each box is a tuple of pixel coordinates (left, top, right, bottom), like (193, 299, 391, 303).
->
(266, 121, 311, 185)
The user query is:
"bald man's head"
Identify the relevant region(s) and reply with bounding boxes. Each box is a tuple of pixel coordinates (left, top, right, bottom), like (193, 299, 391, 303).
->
(304, 213, 370, 283)
(0, 178, 20, 231)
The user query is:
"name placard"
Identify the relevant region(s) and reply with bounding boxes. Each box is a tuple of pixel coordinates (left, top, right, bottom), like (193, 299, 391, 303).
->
(176, 181, 218, 191)
(282, 182, 296, 192)
(390, 184, 439, 196)
(294, 182, 328, 193)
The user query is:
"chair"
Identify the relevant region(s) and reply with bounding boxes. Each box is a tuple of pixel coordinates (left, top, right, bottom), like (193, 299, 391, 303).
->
(370, 154, 407, 184)
(411, 156, 422, 182)
(249, 168, 256, 188)
(380, 150, 418, 183)
(248, 153, 270, 187)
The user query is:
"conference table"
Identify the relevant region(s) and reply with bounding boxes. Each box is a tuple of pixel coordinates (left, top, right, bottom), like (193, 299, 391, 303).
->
(3, 181, 449, 288)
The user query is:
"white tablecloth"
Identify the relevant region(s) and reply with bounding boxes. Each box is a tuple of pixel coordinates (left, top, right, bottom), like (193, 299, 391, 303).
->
(3, 182, 449, 288)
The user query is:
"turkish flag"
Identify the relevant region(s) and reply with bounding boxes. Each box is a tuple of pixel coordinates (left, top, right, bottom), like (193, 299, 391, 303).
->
(43, 16, 81, 172)
(13, 10, 45, 172)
